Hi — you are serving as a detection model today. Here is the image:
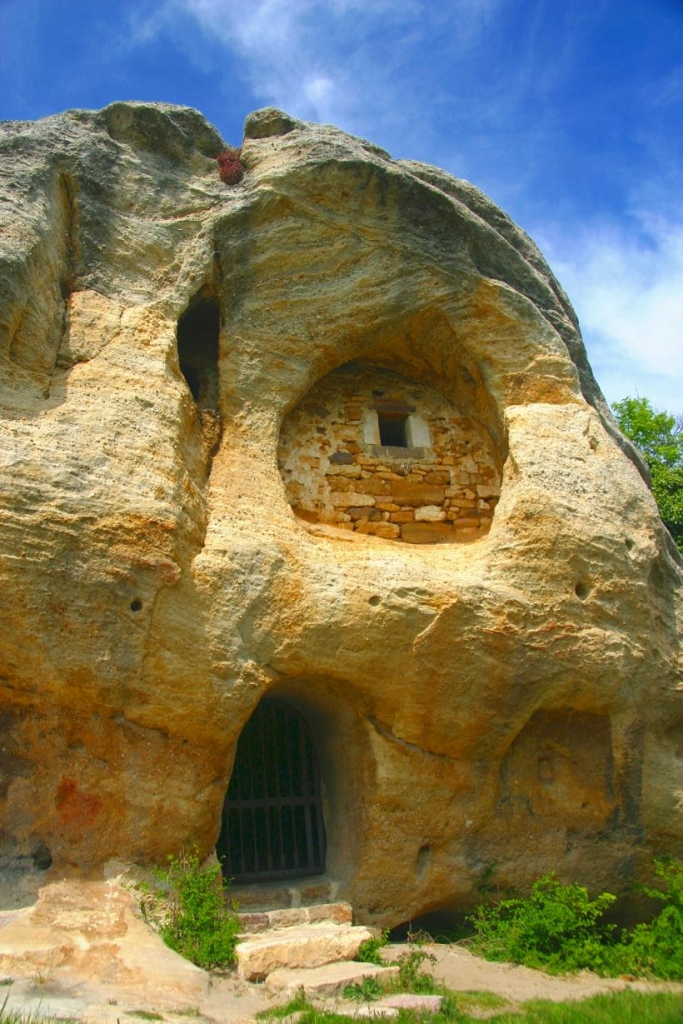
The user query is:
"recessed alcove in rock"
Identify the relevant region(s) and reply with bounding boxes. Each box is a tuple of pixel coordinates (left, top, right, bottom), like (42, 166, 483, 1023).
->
(278, 361, 501, 543)
(176, 294, 222, 470)
(177, 296, 220, 412)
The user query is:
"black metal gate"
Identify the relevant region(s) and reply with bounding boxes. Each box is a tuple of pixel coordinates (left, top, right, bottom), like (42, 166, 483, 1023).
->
(217, 700, 326, 883)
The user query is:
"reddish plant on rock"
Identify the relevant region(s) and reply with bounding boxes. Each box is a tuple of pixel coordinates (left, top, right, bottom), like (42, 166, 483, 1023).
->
(217, 148, 244, 185)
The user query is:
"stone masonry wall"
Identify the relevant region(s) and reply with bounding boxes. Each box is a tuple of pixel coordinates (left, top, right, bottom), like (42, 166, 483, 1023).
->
(278, 362, 501, 543)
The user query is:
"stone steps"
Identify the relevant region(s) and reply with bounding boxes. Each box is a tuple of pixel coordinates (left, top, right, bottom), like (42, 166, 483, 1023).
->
(238, 900, 352, 934)
(266, 960, 400, 999)
(236, 921, 374, 981)
(235, 900, 394, 986)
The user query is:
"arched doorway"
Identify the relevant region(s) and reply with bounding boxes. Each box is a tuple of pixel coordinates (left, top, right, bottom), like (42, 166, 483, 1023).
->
(217, 700, 326, 882)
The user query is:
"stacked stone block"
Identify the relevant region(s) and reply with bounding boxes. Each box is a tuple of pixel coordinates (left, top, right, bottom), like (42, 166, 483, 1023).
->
(278, 362, 501, 543)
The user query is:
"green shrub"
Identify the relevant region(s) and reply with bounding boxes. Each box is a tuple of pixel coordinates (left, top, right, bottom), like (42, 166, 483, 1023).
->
(616, 860, 683, 980)
(467, 861, 683, 980)
(150, 848, 240, 971)
(395, 947, 438, 993)
(356, 930, 390, 965)
(468, 874, 618, 975)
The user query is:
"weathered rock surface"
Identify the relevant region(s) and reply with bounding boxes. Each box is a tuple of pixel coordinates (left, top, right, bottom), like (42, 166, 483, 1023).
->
(237, 922, 373, 981)
(0, 101, 681, 927)
(265, 961, 399, 999)
(0, 878, 208, 1005)
(236, 900, 370, 981)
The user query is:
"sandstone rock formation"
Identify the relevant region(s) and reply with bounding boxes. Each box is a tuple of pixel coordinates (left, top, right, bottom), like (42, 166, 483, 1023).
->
(0, 102, 681, 927)
(0, 877, 209, 1007)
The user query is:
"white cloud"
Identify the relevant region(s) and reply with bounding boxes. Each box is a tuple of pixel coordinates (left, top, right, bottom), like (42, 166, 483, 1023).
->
(535, 208, 683, 413)
(128, 0, 501, 134)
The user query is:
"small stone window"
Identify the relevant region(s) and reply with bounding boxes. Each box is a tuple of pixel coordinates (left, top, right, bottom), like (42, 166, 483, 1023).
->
(278, 360, 501, 544)
(378, 412, 408, 448)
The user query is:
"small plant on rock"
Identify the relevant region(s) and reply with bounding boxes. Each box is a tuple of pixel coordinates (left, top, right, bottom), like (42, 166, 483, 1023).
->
(343, 976, 384, 1002)
(146, 848, 239, 971)
(217, 148, 244, 185)
(356, 930, 390, 965)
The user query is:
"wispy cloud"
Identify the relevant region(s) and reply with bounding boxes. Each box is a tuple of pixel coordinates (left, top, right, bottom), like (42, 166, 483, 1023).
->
(126, 0, 502, 144)
(536, 205, 683, 413)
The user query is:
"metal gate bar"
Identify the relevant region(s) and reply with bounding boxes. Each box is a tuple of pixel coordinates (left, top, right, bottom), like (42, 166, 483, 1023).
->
(217, 700, 326, 883)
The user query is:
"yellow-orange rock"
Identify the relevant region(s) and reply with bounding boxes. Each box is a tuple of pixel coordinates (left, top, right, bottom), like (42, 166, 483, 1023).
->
(0, 102, 681, 927)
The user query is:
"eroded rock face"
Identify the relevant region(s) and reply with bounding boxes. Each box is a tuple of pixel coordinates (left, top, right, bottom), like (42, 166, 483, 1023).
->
(0, 102, 681, 926)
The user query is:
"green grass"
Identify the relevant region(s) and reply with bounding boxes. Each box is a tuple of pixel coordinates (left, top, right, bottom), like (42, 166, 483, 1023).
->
(482, 990, 683, 1023)
(262, 991, 683, 1024)
(0, 1003, 76, 1024)
(343, 976, 384, 1001)
(356, 931, 390, 965)
(257, 990, 312, 1018)
(447, 990, 508, 1011)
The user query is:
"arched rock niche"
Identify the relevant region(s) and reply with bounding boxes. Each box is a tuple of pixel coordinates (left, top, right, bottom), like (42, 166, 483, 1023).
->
(219, 678, 373, 891)
(498, 709, 617, 830)
(278, 361, 502, 543)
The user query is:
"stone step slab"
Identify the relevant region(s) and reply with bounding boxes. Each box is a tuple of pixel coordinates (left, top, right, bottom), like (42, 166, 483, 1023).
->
(239, 901, 353, 935)
(265, 960, 399, 999)
(380, 994, 443, 1012)
(347, 995, 444, 1019)
(236, 923, 373, 981)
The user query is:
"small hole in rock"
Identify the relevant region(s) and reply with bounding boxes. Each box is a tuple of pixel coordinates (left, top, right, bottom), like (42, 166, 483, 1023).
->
(416, 844, 431, 878)
(575, 581, 590, 600)
(625, 537, 634, 551)
(368, 595, 380, 607)
(32, 842, 52, 871)
(130, 598, 143, 612)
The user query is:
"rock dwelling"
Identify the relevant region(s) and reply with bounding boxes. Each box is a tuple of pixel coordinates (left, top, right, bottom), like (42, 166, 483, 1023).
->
(279, 361, 501, 543)
(0, 103, 681, 928)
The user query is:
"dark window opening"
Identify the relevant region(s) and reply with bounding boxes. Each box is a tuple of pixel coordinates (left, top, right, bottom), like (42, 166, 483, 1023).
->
(379, 413, 409, 447)
(217, 700, 326, 883)
(177, 298, 220, 411)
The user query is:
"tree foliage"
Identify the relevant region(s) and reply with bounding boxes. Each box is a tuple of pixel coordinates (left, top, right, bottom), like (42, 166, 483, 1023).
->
(612, 396, 683, 552)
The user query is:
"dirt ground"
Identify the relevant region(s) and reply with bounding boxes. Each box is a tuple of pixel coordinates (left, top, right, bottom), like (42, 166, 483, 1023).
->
(408, 942, 683, 1004)
(5, 942, 683, 1024)
(3, 942, 683, 1023)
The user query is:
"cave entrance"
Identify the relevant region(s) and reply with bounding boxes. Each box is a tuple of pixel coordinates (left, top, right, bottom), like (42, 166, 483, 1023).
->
(217, 699, 326, 883)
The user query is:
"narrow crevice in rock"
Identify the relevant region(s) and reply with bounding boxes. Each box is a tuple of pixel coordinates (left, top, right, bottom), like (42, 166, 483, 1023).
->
(177, 291, 223, 483)
(369, 717, 453, 762)
(50, 173, 79, 382)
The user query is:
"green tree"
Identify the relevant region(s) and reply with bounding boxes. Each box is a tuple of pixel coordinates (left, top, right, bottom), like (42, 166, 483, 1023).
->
(612, 397, 683, 552)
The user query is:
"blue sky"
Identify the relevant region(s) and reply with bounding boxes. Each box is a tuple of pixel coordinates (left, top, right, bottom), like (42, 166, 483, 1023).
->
(1, 0, 681, 414)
